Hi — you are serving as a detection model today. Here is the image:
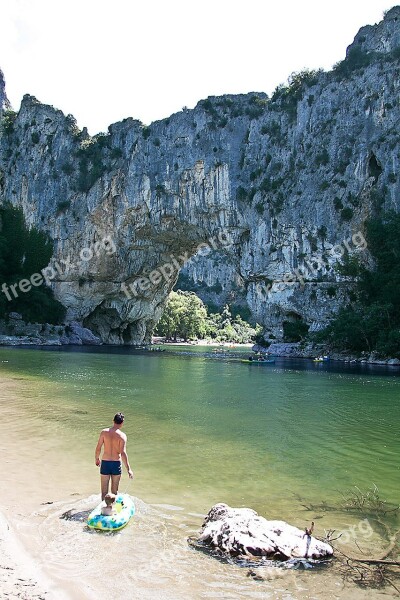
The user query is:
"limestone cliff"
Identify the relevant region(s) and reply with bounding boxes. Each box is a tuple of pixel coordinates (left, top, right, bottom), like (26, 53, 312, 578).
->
(0, 69, 10, 115)
(0, 8, 399, 344)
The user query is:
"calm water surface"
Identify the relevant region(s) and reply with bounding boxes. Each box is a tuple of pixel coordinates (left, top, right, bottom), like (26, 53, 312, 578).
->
(0, 346, 399, 599)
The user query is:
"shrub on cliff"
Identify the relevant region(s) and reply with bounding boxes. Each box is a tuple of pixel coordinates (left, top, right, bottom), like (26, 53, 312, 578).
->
(271, 69, 322, 119)
(340, 207, 354, 221)
(76, 134, 112, 192)
(333, 47, 376, 79)
(0, 109, 17, 135)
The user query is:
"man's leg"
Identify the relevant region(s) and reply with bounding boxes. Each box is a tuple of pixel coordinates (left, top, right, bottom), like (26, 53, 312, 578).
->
(101, 474, 110, 500)
(110, 474, 121, 495)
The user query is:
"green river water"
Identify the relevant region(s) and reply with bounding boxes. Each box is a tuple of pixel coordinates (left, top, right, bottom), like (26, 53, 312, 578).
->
(0, 345, 399, 599)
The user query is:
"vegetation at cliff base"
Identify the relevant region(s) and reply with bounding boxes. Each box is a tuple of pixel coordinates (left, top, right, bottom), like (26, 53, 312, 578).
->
(316, 212, 400, 357)
(155, 290, 261, 343)
(0, 205, 66, 324)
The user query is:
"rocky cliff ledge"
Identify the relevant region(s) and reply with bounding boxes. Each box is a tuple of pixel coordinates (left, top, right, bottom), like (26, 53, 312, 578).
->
(0, 8, 399, 344)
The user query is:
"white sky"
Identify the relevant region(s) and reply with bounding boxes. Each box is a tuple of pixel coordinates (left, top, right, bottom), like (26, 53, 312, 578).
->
(0, 0, 394, 134)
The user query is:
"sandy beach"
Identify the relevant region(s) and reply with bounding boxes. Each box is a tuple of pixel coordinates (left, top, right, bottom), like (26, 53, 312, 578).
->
(0, 510, 58, 600)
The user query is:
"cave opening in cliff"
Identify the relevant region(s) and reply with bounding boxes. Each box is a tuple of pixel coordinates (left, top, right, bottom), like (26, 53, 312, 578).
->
(122, 323, 134, 345)
(368, 152, 383, 182)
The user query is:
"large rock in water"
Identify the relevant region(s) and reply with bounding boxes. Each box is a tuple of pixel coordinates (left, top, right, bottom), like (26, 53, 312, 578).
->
(67, 321, 102, 345)
(197, 503, 333, 560)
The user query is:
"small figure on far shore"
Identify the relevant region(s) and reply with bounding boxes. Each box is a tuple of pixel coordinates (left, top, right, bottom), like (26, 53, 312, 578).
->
(101, 493, 116, 516)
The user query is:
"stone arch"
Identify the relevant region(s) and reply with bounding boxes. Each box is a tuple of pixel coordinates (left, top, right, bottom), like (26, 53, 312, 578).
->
(78, 226, 233, 345)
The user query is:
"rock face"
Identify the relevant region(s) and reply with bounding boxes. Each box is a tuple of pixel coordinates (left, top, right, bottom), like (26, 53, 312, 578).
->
(0, 314, 102, 346)
(0, 9, 399, 344)
(62, 321, 102, 345)
(0, 68, 10, 116)
(196, 503, 333, 560)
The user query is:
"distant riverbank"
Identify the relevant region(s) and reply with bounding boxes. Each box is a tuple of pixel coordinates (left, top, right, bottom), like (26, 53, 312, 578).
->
(154, 338, 253, 348)
(253, 342, 400, 366)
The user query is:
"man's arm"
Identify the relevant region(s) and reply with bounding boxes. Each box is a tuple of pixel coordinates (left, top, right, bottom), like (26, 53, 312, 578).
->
(121, 436, 134, 479)
(95, 431, 104, 466)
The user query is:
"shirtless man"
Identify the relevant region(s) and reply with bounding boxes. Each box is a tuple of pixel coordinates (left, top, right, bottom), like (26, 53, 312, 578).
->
(95, 412, 134, 500)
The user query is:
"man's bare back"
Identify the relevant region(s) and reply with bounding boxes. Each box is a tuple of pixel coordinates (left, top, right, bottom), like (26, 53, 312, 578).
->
(99, 427, 126, 461)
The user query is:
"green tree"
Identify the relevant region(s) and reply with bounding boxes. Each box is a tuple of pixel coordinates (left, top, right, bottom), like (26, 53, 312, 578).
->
(156, 291, 260, 343)
(179, 292, 208, 341)
(155, 291, 208, 341)
(155, 291, 185, 340)
(0, 204, 65, 323)
(220, 304, 232, 327)
(317, 212, 400, 356)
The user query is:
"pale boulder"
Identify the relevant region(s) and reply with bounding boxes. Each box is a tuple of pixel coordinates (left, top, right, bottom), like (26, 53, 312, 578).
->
(198, 503, 333, 560)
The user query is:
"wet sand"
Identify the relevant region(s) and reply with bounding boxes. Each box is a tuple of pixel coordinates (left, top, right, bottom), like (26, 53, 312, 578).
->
(0, 509, 63, 600)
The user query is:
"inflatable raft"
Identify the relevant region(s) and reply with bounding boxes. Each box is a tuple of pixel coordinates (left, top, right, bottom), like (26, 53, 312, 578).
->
(87, 493, 135, 531)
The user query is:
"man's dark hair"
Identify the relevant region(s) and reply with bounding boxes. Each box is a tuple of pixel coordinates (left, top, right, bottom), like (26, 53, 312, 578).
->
(114, 412, 124, 424)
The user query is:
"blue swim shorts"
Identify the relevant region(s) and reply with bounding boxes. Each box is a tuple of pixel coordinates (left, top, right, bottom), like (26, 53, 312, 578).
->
(100, 460, 122, 476)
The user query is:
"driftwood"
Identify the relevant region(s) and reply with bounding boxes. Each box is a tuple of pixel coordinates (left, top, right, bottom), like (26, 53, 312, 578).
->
(354, 559, 399, 566)
(332, 531, 400, 593)
(350, 530, 400, 566)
